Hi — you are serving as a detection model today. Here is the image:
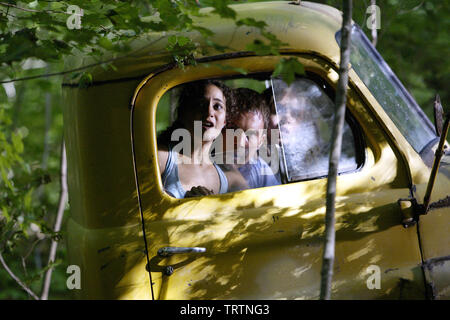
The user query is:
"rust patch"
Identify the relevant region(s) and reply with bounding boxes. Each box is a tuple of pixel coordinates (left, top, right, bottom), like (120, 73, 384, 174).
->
(429, 196, 450, 211)
(100, 263, 109, 271)
(384, 268, 399, 274)
(97, 246, 111, 254)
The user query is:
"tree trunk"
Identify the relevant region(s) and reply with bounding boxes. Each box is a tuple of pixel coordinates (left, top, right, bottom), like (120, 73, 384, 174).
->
(320, 0, 353, 300)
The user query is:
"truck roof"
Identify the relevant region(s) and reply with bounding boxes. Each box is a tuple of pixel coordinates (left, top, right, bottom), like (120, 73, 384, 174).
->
(63, 1, 343, 84)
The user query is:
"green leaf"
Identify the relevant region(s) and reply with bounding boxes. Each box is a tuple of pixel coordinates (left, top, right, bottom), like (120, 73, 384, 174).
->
(211, 2, 237, 19)
(272, 58, 305, 86)
(167, 35, 191, 47)
(176, 36, 190, 47)
(70, 72, 82, 80)
(1, 206, 10, 222)
(11, 132, 24, 154)
(166, 35, 198, 69)
(78, 72, 93, 88)
(23, 189, 33, 211)
(168, 35, 177, 46)
(236, 18, 267, 29)
(204, 39, 229, 53)
(246, 39, 279, 56)
(98, 37, 114, 50)
(192, 25, 214, 37)
(0, 166, 13, 190)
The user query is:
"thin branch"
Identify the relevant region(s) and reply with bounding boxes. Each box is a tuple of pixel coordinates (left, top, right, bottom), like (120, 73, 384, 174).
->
(0, 251, 40, 300)
(0, 36, 165, 84)
(40, 141, 67, 300)
(320, 0, 352, 300)
(359, 0, 368, 29)
(23, 238, 44, 265)
(0, 8, 17, 17)
(0, 59, 121, 84)
(21, 238, 45, 276)
(21, 257, 28, 277)
(370, 0, 377, 47)
(0, 2, 66, 14)
(398, 1, 424, 15)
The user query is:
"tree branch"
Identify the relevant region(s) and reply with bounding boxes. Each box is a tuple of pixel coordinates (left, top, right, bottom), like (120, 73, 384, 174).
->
(320, 0, 352, 300)
(0, 251, 40, 300)
(398, 1, 424, 15)
(40, 141, 67, 300)
(0, 8, 17, 17)
(0, 36, 165, 84)
(0, 2, 66, 14)
(371, 0, 377, 47)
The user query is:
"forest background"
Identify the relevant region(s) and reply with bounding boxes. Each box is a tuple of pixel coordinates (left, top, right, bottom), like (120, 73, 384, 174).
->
(0, 0, 448, 299)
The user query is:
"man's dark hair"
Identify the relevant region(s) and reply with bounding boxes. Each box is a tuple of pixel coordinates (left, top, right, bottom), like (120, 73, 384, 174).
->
(176, 79, 231, 122)
(228, 88, 270, 129)
(262, 87, 276, 113)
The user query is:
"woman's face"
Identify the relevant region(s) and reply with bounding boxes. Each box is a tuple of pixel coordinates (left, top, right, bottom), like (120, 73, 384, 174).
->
(186, 84, 226, 143)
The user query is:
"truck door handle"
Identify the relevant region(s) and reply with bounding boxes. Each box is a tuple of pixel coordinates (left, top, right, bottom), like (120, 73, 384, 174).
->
(157, 246, 206, 257)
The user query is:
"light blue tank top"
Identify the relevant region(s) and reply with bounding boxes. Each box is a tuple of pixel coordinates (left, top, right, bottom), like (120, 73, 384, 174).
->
(161, 145, 228, 198)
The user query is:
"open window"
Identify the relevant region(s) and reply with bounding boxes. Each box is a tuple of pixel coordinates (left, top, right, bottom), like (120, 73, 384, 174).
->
(155, 72, 365, 198)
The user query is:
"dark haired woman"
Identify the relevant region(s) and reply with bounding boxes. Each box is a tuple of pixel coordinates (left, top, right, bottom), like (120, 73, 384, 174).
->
(157, 80, 247, 198)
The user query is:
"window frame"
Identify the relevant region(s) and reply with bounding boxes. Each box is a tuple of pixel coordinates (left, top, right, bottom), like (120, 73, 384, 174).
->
(155, 71, 367, 191)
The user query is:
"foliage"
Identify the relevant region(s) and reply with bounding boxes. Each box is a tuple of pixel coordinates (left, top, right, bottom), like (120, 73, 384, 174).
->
(272, 58, 305, 86)
(0, 91, 56, 299)
(0, 0, 303, 86)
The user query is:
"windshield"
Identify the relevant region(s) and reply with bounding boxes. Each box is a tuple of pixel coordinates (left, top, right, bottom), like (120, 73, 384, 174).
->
(336, 25, 436, 153)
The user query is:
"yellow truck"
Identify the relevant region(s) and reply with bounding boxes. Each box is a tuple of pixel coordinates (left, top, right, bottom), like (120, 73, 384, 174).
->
(63, 1, 449, 299)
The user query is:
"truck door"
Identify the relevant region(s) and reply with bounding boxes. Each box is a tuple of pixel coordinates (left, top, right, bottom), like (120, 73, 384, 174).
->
(131, 55, 426, 299)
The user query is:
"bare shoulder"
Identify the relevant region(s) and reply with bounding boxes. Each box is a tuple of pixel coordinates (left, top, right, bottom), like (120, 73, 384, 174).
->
(221, 165, 248, 192)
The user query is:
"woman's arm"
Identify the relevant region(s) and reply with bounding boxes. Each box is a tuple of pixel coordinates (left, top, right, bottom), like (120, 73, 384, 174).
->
(221, 164, 249, 192)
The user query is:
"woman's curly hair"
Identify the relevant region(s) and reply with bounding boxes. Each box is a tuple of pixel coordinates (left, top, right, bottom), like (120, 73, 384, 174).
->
(227, 87, 270, 129)
(158, 79, 232, 146)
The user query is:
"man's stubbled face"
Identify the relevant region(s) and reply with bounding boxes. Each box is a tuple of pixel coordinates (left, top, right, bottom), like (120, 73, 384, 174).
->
(226, 111, 265, 164)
